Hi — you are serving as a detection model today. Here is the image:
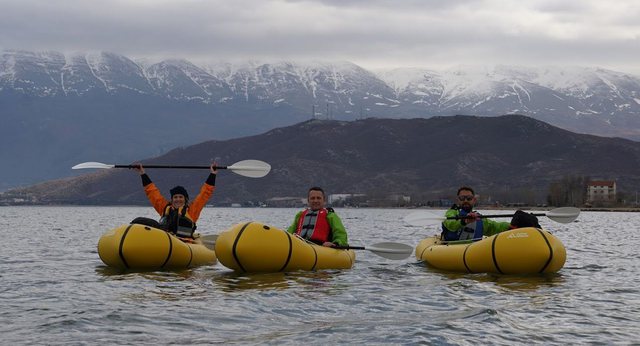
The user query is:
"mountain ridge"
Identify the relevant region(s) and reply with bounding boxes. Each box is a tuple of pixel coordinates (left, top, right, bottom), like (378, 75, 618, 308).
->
(2, 49, 640, 191)
(4, 50, 640, 121)
(4, 115, 640, 206)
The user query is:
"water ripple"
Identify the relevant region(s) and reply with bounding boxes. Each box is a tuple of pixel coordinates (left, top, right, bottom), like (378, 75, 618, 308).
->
(1, 207, 638, 344)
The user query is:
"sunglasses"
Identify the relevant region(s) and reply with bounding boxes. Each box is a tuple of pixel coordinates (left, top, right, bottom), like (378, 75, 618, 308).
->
(457, 195, 474, 201)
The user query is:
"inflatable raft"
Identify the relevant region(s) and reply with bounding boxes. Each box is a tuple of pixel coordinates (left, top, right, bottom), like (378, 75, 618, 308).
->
(98, 221, 217, 270)
(415, 227, 566, 274)
(215, 222, 356, 273)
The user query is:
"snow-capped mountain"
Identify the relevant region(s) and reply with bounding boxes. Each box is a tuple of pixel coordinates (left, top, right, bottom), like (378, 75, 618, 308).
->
(2, 49, 640, 190)
(377, 65, 640, 119)
(3, 50, 639, 128)
(0, 50, 397, 114)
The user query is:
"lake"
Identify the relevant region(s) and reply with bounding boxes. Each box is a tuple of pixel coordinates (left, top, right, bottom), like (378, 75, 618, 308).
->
(0, 206, 638, 345)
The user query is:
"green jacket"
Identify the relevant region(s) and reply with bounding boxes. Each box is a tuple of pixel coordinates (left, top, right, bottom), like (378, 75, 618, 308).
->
(287, 208, 349, 246)
(443, 207, 511, 237)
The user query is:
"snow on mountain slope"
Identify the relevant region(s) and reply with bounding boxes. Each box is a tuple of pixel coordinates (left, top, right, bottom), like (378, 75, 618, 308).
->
(2, 49, 640, 136)
(0, 50, 66, 96)
(376, 64, 640, 118)
(85, 52, 153, 94)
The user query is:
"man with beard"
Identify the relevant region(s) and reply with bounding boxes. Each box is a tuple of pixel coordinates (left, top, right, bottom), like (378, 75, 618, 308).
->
(441, 186, 540, 241)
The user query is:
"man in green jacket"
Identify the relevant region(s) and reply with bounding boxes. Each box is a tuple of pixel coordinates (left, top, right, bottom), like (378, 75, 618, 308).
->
(442, 186, 540, 241)
(287, 187, 349, 247)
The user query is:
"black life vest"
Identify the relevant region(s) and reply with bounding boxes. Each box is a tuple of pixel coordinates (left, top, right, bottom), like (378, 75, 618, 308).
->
(159, 205, 196, 238)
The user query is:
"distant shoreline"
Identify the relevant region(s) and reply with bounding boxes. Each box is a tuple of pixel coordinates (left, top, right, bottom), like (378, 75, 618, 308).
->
(411, 205, 640, 212)
(580, 207, 640, 212)
(3, 204, 640, 212)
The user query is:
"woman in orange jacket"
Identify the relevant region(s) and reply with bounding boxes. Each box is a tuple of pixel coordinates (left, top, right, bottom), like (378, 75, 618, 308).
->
(134, 163, 217, 239)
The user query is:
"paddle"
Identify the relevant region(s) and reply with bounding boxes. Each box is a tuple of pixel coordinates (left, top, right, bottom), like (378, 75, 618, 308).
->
(334, 242, 414, 260)
(200, 234, 218, 251)
(201, 234, 412, 260)
(72, 159, 271, 178)
(404, 207, 580, 226)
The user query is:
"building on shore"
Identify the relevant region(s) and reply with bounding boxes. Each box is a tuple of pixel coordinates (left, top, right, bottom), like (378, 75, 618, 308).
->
(587, 180, 616, 204)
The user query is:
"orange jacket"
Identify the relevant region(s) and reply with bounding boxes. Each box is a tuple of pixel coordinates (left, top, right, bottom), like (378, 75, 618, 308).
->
(143, 182, 215, 222)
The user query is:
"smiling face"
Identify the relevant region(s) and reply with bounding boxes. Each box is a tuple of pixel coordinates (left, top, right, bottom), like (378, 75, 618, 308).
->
(457, 189, 476, 211)
(307, 190, 326, 211)
(171, 194, 186, 208)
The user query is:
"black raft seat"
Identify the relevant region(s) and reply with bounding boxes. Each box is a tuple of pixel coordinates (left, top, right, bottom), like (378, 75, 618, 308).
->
(130, 217, 162, 229)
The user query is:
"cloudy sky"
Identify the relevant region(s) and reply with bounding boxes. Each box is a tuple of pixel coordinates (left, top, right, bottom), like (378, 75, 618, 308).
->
(1, 0, 639, 73)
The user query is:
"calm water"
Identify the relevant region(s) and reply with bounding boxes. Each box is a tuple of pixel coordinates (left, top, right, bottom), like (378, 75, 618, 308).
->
(0, 206, 638, 345)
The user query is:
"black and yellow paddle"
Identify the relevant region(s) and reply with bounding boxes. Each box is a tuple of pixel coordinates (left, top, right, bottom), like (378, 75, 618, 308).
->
(200, 234, 413, 260)
(72, 159, 271, 178)
(404, 207, 580, 226)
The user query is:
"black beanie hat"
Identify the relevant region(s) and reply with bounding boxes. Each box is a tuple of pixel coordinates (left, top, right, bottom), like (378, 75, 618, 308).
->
(170, 185, 189, 199)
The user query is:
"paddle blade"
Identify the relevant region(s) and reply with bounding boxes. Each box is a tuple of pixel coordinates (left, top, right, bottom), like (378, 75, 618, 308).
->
(227, 159, 271, 178)
(366, 242, 414, 260)
(545, 207, 580, 224)
(200, 234, 218, 250)
(404, 210, 445, 226)
(71, 162, 115, 170)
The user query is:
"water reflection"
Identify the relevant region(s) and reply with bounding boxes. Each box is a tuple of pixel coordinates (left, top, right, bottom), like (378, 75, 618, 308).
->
(418, 264, 566, 291)
(212, 272, 291, 291)
(481, 273, 565, 291)
(211, 270, 349, 292)
(3, 207, 639, 345)
(94, 265, 197, 280)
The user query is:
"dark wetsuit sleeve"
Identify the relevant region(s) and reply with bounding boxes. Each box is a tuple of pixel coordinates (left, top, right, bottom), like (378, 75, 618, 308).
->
(205, 173, 216, 186)
(140, 174, 152, 186)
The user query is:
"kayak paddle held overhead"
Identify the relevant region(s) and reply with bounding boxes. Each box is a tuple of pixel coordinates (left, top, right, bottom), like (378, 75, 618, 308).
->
(71, 159, 271, 178)
(404, 207, 581, 227)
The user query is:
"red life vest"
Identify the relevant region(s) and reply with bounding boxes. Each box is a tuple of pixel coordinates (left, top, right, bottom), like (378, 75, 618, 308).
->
(295, 208, 331, 244)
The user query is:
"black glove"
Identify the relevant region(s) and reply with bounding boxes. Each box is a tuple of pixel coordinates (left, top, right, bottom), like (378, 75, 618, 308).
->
(510, 210, 541, 228)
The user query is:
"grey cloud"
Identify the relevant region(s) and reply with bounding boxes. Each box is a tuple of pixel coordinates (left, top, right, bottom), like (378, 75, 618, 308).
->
(0, 0, 638, 74)
(284, 0, 473, 10)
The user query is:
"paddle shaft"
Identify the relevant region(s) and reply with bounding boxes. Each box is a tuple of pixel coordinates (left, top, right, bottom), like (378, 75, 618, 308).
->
(335, 242, 414, 260)
(405, 207, 579, 226)
(334, 245, 365, 250)
(202, 235, 366, 250)
(205, 234, 411, 260)
(114, 164, 229, 169)
(72, 159, 271, 178)
(445, 212, 547, 220)
(202, 241, 366, 251)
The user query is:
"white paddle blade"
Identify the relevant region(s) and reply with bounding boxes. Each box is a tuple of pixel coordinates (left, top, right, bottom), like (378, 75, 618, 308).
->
(546, 207, 580, 224)
(71, 162, 115, 170)
(227, 159, 271, 178)
(403, 211, 445, 227)
(367, 242, 414, 260)
(200, 234, 218, 250)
